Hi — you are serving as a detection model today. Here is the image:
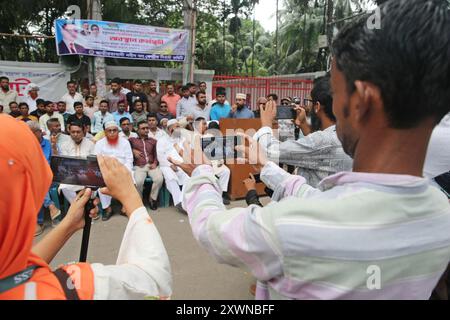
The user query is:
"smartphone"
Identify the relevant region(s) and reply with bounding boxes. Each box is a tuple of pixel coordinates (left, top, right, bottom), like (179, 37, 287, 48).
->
(50, 155, 106, 188)
(276, 106, 297, 120)
(252, 173, 262, 183)
(433, 171, 450, 198)
(201, 136, 243, 160)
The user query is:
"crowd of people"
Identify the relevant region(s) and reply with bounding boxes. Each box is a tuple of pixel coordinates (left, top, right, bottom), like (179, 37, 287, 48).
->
(0, 0, 449, 301)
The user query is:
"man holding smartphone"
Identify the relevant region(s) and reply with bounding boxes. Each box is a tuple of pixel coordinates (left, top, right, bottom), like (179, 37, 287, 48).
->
(254, 76, 352, 188)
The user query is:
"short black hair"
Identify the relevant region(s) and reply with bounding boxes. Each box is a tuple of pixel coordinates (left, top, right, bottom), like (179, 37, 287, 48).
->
(9, 101, 18, 107)
(133, 100, 143, 107)
(68, 120, 84, 130)
(137, 120, 148, 129)
(57, 100, 66, 105)
(149, 79, 156, 84)
(0, 76, 9, 82)
(67, 80, 76, 86)
(195, 117, 205, 122)
(110, 78, 121, 85)
(133, 79, 142, 85)
(208, 121, 220, 130)
(331, 0, 450, 128)
(36, 99, 45, 106)
(196, 91, 206, 98)
(99, 100, 109, 106)
(147, 112, 157, 119)
(91, 24, 99, 31)
(181, 85, 189, 92)
(18, 102, 29, 109)
(311, 76, 335, 122)
(267, 93, 278, 101)
(44, 101, 53, 107)
(119, 117, 131, 125)
(74, 101, 83, 108)
(199, 81, 206, 86)
(186, 83, 196, 89)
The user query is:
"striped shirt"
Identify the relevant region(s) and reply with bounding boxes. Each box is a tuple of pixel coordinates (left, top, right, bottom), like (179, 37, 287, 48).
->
(182, 162, 450, 300)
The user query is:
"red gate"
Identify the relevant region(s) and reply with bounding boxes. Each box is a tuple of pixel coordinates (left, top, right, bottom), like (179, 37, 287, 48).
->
(212, 75, 314, 110)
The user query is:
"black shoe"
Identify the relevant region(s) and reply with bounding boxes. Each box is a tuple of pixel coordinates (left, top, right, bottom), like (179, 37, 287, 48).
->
(176, 203, 187, 214)
(102, 208, 113, 221)
(149, 199, 158, 211)
(222, 192, 231, 205)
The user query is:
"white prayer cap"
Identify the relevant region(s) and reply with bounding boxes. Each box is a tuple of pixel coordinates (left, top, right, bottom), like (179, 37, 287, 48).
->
(167, 119, 178, 128)
(236, 93, 246, 100)
(178, 117, 188, 128)
(104, 121, 118, 129)
(27, 83, 39, 91)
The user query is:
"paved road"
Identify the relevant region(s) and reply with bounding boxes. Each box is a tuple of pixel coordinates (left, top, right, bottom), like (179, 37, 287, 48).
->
(34, 199, 268, 300)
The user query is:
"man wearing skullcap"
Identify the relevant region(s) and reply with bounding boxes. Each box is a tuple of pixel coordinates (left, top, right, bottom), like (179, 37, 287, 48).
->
(94, 121, 134, 220)
(230, 93, 254, 119)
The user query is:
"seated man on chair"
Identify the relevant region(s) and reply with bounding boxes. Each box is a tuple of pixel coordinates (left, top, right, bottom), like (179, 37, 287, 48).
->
(157, 119, 190, 214)
(55, 121, 96, 211)
(129, 120, 164, 210)
(94, 121, 134, 220)
(193, 117, 231, 205)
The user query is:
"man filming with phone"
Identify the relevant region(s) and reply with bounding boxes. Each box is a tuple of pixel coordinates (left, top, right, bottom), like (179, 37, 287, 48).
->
(254, 76, 353, 188)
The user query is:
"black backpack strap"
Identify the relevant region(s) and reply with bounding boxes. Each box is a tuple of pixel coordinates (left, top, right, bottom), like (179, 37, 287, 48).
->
(53, 268, 80, 300)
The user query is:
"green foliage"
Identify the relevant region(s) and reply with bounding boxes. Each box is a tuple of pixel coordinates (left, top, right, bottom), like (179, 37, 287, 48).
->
(0, 0, 380, 76)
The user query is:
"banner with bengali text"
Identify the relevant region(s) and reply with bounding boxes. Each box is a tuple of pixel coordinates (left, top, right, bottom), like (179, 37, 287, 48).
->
(0, 61, 70, 102)
(55, 19, 188, 62)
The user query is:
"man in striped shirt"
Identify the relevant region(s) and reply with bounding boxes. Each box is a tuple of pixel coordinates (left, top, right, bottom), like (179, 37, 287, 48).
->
(172, 0, 450, 300)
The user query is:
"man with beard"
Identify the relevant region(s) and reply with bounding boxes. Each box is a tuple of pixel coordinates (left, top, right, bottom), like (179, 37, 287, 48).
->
(0, 76, 18, 113)
(157, 119, 189, 213)
(172, 0, 450, 300)
(191, 91, 211, 121)
(229, 93, 254, 119)
(8, 102, 20, 118)
(94, 121, 134, 220)
(253, 76, 352, 187)
(16, 102, 38, 122)
(119, 117, 138, 140)
(106, 78, 128, 113)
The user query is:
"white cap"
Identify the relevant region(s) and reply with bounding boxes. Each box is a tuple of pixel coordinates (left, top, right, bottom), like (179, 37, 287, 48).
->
(104, 121, 118, 129)
(236, 93, 246, 99)
(167, 119, 178, 128)
(27, 83, 39, 91)
(178, 117, 188, 128)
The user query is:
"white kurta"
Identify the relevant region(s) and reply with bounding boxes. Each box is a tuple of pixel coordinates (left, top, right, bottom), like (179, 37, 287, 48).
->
(94, 137, 134, 208)
(90, 206, 172, 299)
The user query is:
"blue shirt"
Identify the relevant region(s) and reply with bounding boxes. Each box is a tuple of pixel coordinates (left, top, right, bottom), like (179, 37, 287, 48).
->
(112, 111, 133, 125)
(92, 111, 114, 134)
(230, 106, 255, 119)
(40, 138, 52, 164)
(210, 103, 231, 121)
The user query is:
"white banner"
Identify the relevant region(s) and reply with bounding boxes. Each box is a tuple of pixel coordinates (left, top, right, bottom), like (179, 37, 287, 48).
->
(0, 61, 70, 102)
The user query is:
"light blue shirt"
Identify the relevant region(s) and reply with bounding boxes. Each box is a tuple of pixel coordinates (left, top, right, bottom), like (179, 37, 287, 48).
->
(92, 111, 114, 134)
(112, 111, 133, 125)
(230, 106, 255, 119)
(210, 103, 231, 121)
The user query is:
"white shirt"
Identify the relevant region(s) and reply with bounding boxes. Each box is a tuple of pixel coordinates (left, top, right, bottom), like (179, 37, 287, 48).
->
(59, 137, 95, 157)
(39, 112, 65, 136)
(156, 134, 184, 168)
(119, 131, 138, 140)
(61, 92, 84, 114)
(424, 113, 450, 179)
(148, 128, 167, 141)
(94, 136, 134, 172)
(91, 207, 172, 299)
(23, 95, 39, 113)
